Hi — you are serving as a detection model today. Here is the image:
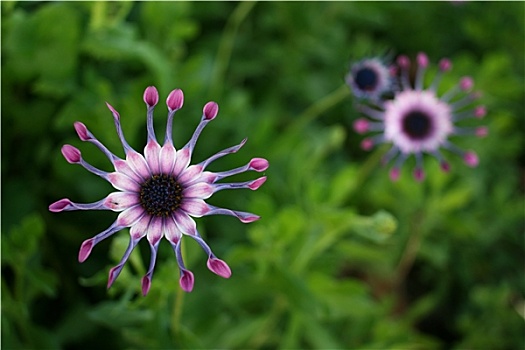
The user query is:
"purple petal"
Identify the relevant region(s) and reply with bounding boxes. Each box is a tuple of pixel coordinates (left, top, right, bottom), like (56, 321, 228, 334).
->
(207, 257, 232, 278)
(107, 172, 141, 192)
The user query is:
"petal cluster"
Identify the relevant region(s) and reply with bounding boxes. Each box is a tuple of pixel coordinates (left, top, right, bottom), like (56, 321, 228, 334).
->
(349, 52, 487, 181)
(49, 86, 268, 295)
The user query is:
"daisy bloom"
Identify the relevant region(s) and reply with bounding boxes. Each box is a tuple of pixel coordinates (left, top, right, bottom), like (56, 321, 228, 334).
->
(49, 86, 269, 295)
(346, 57, 395, 101)
(353, 52, 487, 181)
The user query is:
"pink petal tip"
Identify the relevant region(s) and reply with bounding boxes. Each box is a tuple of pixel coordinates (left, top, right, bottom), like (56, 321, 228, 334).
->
(143, 86, 159, 107)
(417, 52, 429, 68)
(440, 162, 451, 173)
(464, 151, 479, 167)
(207, 258, 232, 279)
(413, 168, 425, 182)
(460, 76, 474, 91)
(474, 106, 486, 118)
(397, 55, 410, 69)
(476, 126, 488, 138)
(79, 239, 95, 262)
(141, 275, 152, 296)
(61, 145, 81, 163)
(353, 118, 369, 134)
(180, 270, 194, 292)
(360, 138, 374, 151)
(439, 58, 452, 72)
(49, 198, 71, 212)
(250, 158, 269, 172)
(203, 101, 219, 120)
(249, 176, 267, 190)
(389, 168, 400, 181)
(74, 122, 90, 141)
(167, 88, 184, 111)
(105, 102, 120, 119)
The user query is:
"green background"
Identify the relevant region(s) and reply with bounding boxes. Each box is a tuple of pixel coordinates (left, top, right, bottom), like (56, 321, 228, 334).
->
(2, 1, 524, 349)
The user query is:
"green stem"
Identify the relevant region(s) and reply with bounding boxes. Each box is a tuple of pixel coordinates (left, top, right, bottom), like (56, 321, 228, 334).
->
(287, 83, 350, 132)
(209, 1, 257, 97)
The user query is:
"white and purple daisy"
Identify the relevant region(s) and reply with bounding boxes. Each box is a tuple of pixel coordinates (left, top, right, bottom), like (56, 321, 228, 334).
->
(353, 52, 487, 181)
(49, 86, 268, 295)
(346, 57, 395, 101)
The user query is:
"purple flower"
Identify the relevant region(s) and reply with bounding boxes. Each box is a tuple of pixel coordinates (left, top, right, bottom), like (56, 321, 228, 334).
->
(49, 86, 269, 295)
(353, 52, 487, 181)
(346, 57, 395, 101)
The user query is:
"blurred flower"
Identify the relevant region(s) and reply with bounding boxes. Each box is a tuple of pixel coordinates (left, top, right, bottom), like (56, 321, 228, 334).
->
(49, 86, 268, 295)
(353, 52, 487, 181)
(346, 57, 395, 101)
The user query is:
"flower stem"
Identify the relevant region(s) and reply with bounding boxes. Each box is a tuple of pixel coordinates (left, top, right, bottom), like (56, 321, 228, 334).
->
(288, 83, 350, 132)
(209, 1, 257, 98)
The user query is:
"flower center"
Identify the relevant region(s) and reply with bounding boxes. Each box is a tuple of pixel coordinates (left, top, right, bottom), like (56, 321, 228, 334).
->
(140, 174, 183, 217)
(402, 110, 432, 140)
(354, 67, 378, 91)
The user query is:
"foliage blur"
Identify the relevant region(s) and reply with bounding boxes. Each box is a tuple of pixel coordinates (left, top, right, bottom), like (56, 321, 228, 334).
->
(2, 1, 524, 349)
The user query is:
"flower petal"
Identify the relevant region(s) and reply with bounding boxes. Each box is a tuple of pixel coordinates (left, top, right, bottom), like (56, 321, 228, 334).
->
(146, 216, 163, 245)
(173, 211, 197, 235)
(130, 214, 151, 240)
(107, 172, 141, 192)
(114, 159, 143, 183)
(104, 192, 140, 211)
(164, 216, 182, 244)
(144, 140, 161, 174)
(159, 142, 177, 174)
(117, 205, 146, 226)
(127, 151, 151, 179)
(207, 257, 232, 278)
(182, 182, 214, 199)
(180, 199, 210, 217)
(178, 164, 203, 185)
(172, 148, 190, 177)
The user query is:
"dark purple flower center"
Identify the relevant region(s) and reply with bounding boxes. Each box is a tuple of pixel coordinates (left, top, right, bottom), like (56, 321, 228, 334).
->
(140, 174, 183, 217)
(402, 110, 432, 139)
(354, 67, 378, 91)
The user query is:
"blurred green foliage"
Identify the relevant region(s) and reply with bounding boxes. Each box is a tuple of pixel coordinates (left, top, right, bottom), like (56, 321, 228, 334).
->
(2, 1, 524, 349)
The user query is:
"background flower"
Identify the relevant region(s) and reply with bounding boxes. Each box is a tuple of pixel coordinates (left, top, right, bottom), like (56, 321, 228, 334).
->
(2, 2, 524, 350)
